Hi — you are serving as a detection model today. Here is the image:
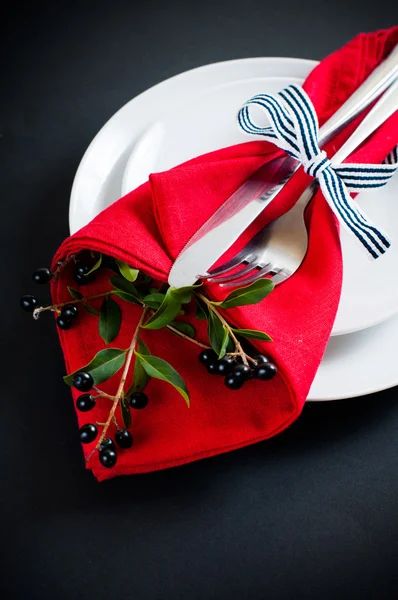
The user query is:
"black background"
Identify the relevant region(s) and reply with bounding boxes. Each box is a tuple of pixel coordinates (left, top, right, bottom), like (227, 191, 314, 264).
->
(3, 1, 398, 598)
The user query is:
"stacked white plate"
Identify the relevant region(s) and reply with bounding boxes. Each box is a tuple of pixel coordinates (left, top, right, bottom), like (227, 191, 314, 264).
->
(69, 57, 398, 401)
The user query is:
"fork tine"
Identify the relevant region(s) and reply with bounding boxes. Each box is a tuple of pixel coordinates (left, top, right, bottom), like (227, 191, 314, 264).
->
(270, 268, 292, 285)
(207, 260, 261, 283)
(220, 264, 274, 287)
(205, 247, 254, 278)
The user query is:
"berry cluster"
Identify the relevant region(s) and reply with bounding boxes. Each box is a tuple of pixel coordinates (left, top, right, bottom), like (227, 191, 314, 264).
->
(56, 304, 78, 330)
(20, 253, 102, 329)
(73, 370, 148, 468)
(199, 349, 277, 390)
(73, 251, 99, 285)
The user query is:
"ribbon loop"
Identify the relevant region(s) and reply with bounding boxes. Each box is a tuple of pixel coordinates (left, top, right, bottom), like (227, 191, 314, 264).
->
(238, 84, 398, 259)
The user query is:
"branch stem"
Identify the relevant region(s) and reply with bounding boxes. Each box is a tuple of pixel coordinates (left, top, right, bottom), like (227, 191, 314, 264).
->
(166, 323, 209, 348)
(35, 290, 118, 316)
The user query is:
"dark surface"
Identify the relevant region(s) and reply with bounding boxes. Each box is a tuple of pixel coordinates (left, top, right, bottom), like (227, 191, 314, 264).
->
(3, 1, 398, 599)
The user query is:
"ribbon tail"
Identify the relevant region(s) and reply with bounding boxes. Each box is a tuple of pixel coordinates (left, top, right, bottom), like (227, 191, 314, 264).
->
(319, 169, 391, 259)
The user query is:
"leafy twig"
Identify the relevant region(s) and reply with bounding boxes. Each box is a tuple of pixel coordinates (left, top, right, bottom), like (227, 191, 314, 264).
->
(35, 289, 210, 349)
(198, 293, 250, 366)
(87, 306, 149, 463)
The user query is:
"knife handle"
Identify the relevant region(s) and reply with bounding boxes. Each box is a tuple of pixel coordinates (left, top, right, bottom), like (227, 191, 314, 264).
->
(318, 43, 398, 146)
(331, 77, 398, 165)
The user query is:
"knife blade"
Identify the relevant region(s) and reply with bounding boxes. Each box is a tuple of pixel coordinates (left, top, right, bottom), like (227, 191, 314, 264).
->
(168, 44, 398, 288)
(168, 155, 297, 288)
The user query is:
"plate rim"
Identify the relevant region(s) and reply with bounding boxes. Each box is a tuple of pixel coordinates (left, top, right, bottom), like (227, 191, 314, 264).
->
(70, 56, 318, 233)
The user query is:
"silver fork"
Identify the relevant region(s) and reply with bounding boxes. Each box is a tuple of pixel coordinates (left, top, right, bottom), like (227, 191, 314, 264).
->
(206, 79, 398, 287)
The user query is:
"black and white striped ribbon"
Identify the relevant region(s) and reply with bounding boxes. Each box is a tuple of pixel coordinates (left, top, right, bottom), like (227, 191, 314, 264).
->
(238, 85, 398, 259)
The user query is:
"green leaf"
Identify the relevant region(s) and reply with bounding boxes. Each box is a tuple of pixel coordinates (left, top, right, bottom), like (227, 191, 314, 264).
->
(142, 286, 197, 330)
(113, 291, 141, 305)
(67, 287, 83, 300)
(143, 292, 166, 309)
(110, 275, 143, 306)
(218, 326, 231, 359)
(63, 348, 126, 386)
(99, 296, 122, 344)
(126, 339, 151, 397)
(84, 253, 102, 276)
(207, 310, 226, 355)
(172, 285, 199, 305)
(110, 275, 140, 298)
(119, 393, 132, 429)
(169, 321, 196, 338)
(135, 352, 190, 407)
(137, 338, 151, 356)
(195, 296, 209, 320)
(231, 328, 273, 341)
(214, 279, 274, 309)
(83, 302, 100, 316)
(132, 359, 150, 394)
(116, 260, 139, 282)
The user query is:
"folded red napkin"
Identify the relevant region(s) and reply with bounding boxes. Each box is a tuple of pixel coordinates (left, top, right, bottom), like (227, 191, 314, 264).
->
(52, 27, 398, 481)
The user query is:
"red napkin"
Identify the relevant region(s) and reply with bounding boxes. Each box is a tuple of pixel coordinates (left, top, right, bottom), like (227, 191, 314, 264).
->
(52, 27, 398, 481)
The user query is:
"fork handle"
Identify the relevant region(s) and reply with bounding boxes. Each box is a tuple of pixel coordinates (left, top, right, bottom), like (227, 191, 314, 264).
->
(318, 43, 398, 146)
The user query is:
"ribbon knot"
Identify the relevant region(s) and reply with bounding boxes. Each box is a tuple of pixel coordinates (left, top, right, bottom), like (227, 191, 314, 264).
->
(303, 149, 330, 178)
(238, 84, 398, 259)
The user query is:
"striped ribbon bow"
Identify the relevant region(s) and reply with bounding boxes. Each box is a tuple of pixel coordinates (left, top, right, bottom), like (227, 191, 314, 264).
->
(238, 85, 398, 259)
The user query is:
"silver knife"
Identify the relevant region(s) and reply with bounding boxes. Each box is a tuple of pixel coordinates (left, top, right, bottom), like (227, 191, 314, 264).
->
(168, 44, 398, 288)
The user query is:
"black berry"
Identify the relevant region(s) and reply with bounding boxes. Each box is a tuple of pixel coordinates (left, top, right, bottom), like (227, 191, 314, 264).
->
(206, 361, 219, 375)
(73, 271, 87, 285)
(73, 252, 101, 285)
(79, 423, 97, 444)
(61, 304, 78, 320)
(73, 268, 96, 285)
(129, 392, 148, 409)
(99, 437, 116, 452)
(73, 371, 94, 392)
(253, 354, 269, 364)
(32, 267, 52, 284)
(224, 375, 243, 390)
(217, 356, 234, 375)
(75, 263, 90, 276)
(99, 448, 117, 468)
(231, 364, 251, 381)
(199, 349, 218, 365)
(20, 294, 38, 312)
(76, 394, 96, 412)
(254, 362, 277, 380)
(73, 262, 97, 286)
(115, 429, 133, 449)
(56, 315, 73, 330)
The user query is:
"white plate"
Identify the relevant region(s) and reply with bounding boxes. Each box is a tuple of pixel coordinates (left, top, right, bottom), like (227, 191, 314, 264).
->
(121, 72, 398, 338)
(69, 57, 398, 401)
